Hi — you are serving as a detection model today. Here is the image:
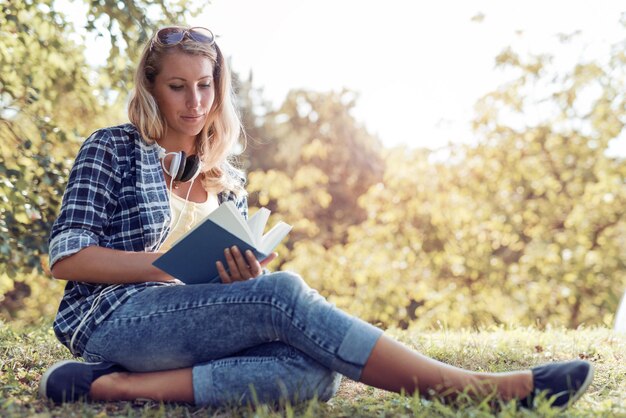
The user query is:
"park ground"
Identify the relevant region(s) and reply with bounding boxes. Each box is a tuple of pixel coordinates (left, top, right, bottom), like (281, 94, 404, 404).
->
(1, 323, 625, 417)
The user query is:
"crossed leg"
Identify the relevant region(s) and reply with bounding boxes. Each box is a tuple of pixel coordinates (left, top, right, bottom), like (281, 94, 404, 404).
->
(82, 272, 531, 405)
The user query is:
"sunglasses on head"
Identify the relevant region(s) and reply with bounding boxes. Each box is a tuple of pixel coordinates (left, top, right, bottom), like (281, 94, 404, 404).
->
(152, 26, 215, 48)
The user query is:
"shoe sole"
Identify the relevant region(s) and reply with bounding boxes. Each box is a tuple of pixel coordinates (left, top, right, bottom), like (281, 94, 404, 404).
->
(38, 360, 102, 401)
(562, 362, 595, 410)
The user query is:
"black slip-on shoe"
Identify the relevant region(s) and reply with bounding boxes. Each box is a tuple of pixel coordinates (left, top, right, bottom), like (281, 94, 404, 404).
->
(520, 360, 594, 410)
(39, 360, 126, 404)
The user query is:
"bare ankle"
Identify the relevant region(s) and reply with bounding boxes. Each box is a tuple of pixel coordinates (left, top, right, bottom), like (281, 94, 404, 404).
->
(493, 370, 534, 401)
(90, 371, 130, 401)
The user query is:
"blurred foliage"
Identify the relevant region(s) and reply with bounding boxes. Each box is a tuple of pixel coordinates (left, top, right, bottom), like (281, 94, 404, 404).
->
(0, 0, 201, 319)
(244, 88, 384, 247)
(273, 24, 625, 330)
(1, 2, 624, 331)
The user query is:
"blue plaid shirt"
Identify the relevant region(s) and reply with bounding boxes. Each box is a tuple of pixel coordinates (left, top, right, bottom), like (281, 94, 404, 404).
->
(48, 123, 247, 357)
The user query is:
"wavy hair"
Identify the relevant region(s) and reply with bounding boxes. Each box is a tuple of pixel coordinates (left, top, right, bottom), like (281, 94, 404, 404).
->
(128, 27, 246, 196)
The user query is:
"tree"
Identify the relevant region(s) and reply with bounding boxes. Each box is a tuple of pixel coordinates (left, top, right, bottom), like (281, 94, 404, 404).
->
(246, 89, 385, 249)
(466, 28, 626, 327)
(0, 0, 201, 317)
(281, 25, 625, 329)
(236, 71, 281, 173)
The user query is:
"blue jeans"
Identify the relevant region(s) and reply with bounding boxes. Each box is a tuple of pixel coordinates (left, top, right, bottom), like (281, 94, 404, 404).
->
(82, 271, 383, 406)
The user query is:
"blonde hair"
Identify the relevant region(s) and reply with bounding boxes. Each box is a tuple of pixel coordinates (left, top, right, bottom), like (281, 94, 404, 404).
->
(128, 27, 246, 196)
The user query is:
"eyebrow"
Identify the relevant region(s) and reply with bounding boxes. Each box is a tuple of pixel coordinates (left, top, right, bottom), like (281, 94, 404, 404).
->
(166, 75, 213, 81)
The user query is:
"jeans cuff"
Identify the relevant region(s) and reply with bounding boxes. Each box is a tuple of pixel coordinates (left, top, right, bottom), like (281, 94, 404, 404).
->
(331, 318, 384, 381)
(192, 362, 215, 406)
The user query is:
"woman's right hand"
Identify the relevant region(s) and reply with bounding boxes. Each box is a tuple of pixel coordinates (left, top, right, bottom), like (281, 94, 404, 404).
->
(216, 246, 277, 284)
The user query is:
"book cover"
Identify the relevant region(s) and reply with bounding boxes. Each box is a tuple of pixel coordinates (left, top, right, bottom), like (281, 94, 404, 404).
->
(153, 201, 291, 284)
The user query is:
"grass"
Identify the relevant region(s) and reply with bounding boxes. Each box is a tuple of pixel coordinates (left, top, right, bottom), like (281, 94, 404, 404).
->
(1, 320, 625, 417)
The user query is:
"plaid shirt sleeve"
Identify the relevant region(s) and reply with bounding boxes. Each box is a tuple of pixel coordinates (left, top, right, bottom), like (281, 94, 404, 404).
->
(48, 130, 120, 268)
(219, 167, 248, 219)
(235, 193, 248, 219)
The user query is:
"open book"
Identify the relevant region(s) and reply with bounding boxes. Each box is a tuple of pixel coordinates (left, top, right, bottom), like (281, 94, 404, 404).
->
(153, 201, 292, 284)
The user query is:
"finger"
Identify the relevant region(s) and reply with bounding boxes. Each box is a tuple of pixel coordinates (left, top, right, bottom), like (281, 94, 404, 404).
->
(224, 248, 242, 281)
(259, 252, 278, 268)
(245, 249, 263, 277)
(231, 246, 252, 279)
(216, 261, 231, 283)
(164, 276, 184, 285)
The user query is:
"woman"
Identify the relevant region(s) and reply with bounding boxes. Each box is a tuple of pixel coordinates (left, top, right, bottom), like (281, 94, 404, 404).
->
(39, 26, 593, 409)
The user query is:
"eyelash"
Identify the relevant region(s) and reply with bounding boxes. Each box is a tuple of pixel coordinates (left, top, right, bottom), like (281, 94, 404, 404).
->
(169, 84, 211, 91)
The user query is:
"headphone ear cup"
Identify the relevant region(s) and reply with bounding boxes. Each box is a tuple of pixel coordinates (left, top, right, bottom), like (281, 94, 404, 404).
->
(173, 151, 187, 181)
(179, 154, 201, 182)
(167, 151, 181, 179)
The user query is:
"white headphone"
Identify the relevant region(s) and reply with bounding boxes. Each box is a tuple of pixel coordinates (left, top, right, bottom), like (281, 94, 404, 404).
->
(156, 146, 204, 249)
(158, 147, 203, 183)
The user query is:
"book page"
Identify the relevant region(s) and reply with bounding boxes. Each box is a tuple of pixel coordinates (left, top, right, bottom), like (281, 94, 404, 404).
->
(247, 207, 270, 243)
(259, 221, 292, 254)
(209, 201, 254, 245)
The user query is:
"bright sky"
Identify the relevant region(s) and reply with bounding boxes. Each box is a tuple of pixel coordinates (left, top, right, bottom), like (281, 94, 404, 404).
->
(188, 0, 625, 155)
(72, 0, 625, 154)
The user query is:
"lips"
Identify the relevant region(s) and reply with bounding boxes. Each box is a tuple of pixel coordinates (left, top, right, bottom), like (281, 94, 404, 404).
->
(181, 114, 206, 122)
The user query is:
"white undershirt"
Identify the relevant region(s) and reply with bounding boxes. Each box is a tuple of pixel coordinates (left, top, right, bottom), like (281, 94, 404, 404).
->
(159, 192, 219, 251)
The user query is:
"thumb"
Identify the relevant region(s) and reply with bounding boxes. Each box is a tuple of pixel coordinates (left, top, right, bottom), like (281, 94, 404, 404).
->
(260, 252, 278, 267)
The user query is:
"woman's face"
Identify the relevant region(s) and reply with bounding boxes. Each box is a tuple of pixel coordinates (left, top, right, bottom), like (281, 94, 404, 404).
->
(152, 51, 215, 144)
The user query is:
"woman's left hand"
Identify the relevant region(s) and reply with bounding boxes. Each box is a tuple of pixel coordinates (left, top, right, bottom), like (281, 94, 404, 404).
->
(216, 246, 278, 283)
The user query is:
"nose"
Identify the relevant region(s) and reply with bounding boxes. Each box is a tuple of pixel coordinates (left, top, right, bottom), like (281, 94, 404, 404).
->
(186, 87, 201, 109)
